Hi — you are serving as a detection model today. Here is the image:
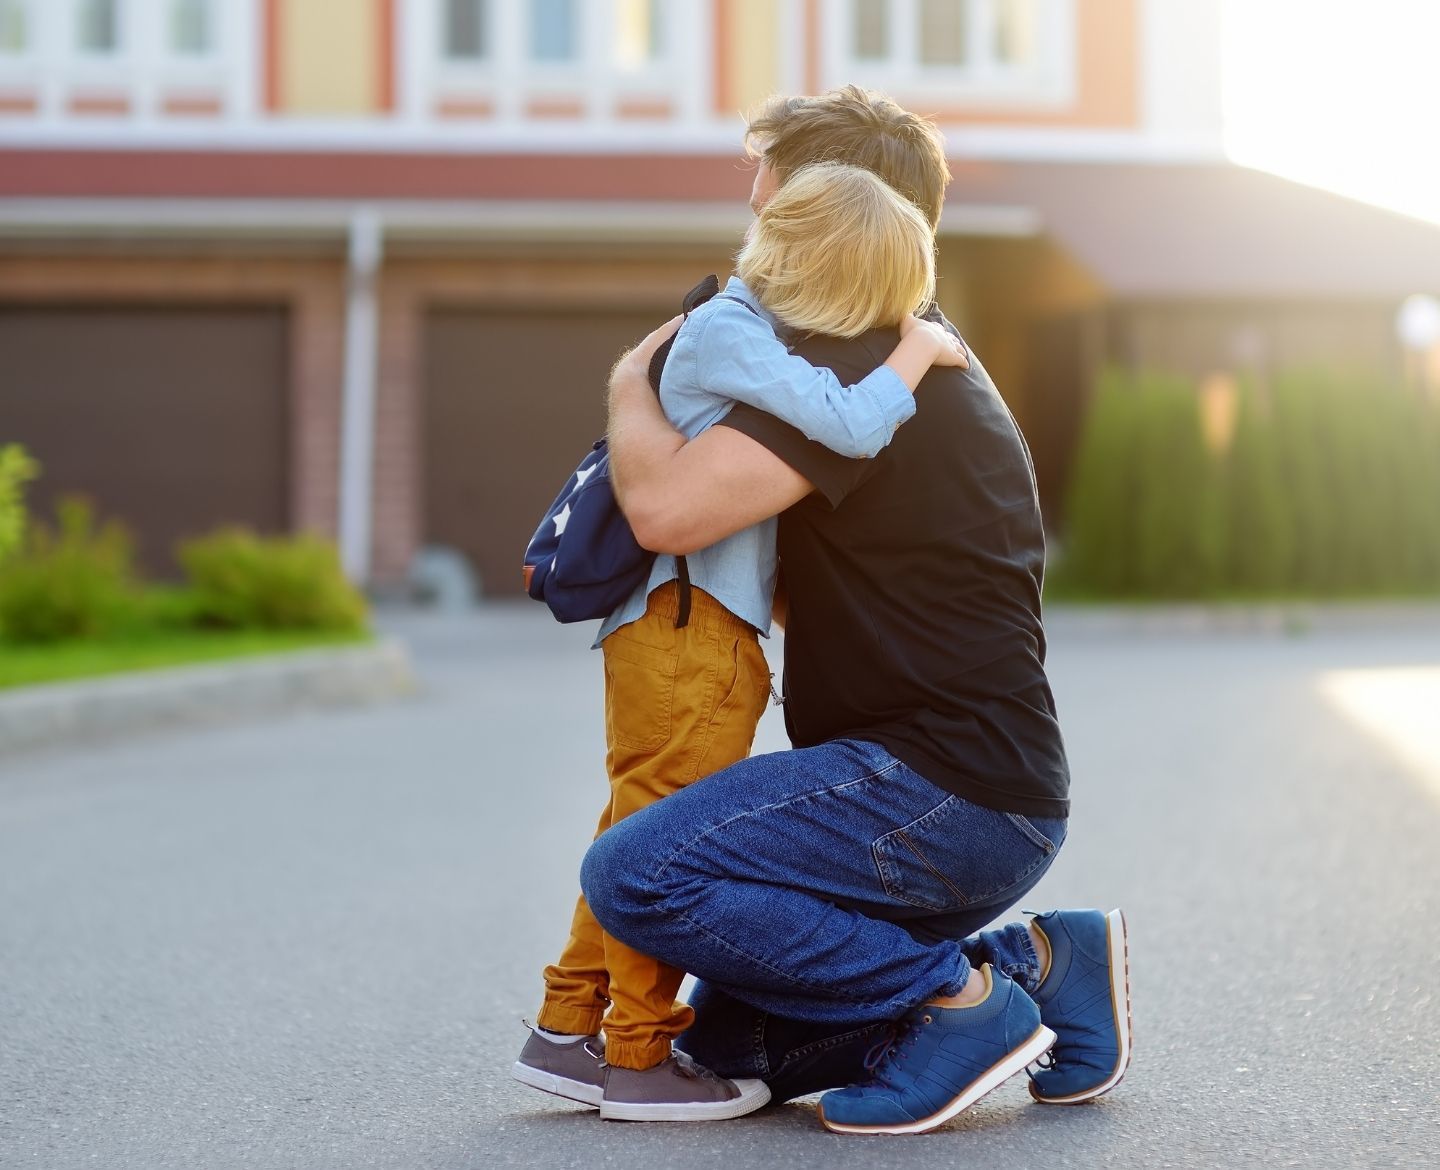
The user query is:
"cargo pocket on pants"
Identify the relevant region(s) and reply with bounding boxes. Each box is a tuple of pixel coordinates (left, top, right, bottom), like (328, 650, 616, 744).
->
(604, 635, 680, 752)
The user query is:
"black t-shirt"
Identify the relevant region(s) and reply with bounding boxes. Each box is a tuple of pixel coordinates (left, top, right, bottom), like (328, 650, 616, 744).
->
(718, 326, 1070, 817)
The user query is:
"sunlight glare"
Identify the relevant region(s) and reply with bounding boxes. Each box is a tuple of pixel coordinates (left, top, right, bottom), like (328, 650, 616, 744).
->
(1319, 667, 1440, 804)
(1222, 0, 1440, 226)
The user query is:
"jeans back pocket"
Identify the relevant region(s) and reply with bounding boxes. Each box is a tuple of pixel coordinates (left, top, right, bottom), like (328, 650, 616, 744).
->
(872, 797, 1058, 913)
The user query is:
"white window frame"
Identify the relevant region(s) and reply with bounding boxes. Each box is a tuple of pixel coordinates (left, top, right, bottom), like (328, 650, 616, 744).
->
(73, 0, 124, 57)
(0, 0, 32, 58)
(424, 0, 688, 123)
(826, 0, 1077, 108)
(437, 0, 491, 64)
(165, 0, 217, 60)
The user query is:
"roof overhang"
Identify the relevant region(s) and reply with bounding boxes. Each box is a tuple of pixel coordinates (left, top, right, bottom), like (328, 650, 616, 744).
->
(2, 153, 1437, 298)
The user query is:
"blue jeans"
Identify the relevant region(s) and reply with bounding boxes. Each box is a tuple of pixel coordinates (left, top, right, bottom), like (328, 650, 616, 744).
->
(580, 738, 1066, 1100)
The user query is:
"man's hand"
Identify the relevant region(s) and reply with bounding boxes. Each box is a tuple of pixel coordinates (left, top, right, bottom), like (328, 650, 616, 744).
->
(607, 317, 815, 556)
(608, 314, 683, 408)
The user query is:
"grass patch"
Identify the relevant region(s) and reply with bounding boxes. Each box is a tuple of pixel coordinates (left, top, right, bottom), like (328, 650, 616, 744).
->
(0, 627, 374, 691)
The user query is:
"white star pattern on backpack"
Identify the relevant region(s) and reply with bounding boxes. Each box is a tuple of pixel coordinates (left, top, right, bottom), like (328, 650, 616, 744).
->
(552, 503, 571, 536)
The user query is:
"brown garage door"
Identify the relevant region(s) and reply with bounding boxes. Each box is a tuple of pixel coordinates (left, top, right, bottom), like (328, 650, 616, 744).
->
(0, 305, 289, 577)
(425, 306, 664, 596)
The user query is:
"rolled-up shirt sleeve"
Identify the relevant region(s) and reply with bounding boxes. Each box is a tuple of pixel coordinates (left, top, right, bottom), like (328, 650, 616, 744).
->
(690, 300, 914, 459)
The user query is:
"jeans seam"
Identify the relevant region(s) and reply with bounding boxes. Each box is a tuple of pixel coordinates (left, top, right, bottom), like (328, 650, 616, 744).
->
(1004, 811, 1056, 853)
(894, 830, 969, 906)
(650, 755, 902, 885)
(783, 1022, 888, 1065)
(753, 1010, 772, 1079)
(662, 903, 923, 1014)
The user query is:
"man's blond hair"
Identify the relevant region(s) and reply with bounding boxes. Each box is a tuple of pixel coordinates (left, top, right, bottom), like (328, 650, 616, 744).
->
(746, 85, 950, 230)
(735, 162, 935, 340)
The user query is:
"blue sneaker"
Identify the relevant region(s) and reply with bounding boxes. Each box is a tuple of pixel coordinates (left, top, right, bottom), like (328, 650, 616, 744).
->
(816, 965, 1056, 1135)
(1027, 908, 1131, 1104)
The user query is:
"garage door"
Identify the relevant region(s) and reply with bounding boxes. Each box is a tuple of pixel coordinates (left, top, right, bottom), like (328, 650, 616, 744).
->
(425, 307, 663, 597)
(0, 305, 289, 577)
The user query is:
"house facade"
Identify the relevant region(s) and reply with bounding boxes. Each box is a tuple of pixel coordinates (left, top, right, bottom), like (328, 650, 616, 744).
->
(2, 0, 1435, 593)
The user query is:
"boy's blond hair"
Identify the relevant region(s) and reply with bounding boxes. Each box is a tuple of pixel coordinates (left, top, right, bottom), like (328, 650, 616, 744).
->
(735, 161, 935, 340)
(745, 85, 950, 230)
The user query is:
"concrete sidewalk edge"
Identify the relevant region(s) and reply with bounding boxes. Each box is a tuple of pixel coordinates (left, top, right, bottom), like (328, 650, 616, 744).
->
(1044, 599, 1440, 637)
(0, 638, 418, 756)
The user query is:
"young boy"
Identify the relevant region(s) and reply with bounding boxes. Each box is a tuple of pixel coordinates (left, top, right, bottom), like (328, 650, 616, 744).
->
(513, 163, 968, 1122)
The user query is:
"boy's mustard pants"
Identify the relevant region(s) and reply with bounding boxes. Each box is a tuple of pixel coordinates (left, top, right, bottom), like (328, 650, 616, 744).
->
(537, 581, 770, 1069)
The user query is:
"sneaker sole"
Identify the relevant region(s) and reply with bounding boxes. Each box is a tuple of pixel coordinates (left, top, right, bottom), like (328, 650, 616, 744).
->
(599, 1077, 771, 1122)
(510, 1061, 604, 1108)
(1028, 907, 1132, 1105)
(818, 1023, 1057, 1136)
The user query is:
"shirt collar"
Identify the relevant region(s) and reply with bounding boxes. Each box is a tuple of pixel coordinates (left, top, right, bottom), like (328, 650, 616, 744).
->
(722, 275, 790, 338)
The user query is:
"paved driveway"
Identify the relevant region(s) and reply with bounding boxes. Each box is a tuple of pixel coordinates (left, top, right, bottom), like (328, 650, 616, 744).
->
(2, 604, 1438, 1168)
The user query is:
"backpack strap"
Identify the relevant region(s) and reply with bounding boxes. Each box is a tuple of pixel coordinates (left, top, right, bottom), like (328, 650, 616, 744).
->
(648, 282, 763, 632)
(674, 553, 692, 629)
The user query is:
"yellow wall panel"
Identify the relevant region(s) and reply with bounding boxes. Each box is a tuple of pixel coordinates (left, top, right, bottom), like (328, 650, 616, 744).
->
(729, 0, 780, 117)
(279, 0, 381, 115)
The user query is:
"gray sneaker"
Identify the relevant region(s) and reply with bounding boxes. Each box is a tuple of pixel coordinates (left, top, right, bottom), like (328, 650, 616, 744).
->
(511, 1023, 606, 1107)
(600, 1050, 771, 1122)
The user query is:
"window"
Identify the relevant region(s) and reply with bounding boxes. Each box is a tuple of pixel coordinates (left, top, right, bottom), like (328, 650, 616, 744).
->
(0, 0, 26, 54)
(530, 0, 576, 62)
(842, 0, 1066, 100)
(614, 0, 662, 68)
(443, 0, 487, 60)
(77, 0, 119, 53)
(853, 0, 888, 60)
(170, 0, 210, 55)
(993, 0, 1036, 64)
(918, 0, 966, 67)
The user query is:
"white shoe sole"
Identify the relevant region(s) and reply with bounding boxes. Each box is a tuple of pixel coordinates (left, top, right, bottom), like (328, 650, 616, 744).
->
(1029, 907, 1133, 1105)
(599, 1077, 771, 1122)
(819, 1023, 1057, 1135)
(510, 1061, 604, 1108)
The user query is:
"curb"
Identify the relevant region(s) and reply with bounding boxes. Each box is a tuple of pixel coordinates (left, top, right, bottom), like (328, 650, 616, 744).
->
(1044, 601, 1440, 638)
(0, 638, 417, 756)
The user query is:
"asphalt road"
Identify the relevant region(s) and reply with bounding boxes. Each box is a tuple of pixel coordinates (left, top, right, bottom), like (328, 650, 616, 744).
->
(2, 604, 1438, 1169)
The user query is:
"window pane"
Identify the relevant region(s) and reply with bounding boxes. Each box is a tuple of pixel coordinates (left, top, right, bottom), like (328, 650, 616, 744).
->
(0, 0, 27, 53)
(853, 0, 888, 60)
(994, 0, 1036, 64)
(77, 0, 118, 52)
(615, 0, 662, 67)
(919, 0, 966, 66)
(531, 0, 575, 62)
(171, 0, 210, 55)
(444, 0, 486, 60)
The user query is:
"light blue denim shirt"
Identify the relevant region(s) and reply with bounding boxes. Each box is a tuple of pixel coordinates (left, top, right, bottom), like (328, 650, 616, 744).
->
(595, 276, 914, 646)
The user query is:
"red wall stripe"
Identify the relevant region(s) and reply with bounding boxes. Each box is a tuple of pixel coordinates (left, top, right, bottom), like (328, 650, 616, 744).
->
(262, 0, 282, 112)
(0, 150, 757, 202)
(376, 0, 396, 113)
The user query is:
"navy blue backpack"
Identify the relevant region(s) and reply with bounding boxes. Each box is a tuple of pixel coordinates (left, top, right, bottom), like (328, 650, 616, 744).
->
(522, 275, 721, 626)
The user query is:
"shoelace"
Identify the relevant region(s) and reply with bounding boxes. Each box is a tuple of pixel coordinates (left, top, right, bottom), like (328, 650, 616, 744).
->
(672, 1052, 721, 1083)
(859, 1016, 927, 1092)
(1024, 1049, 1057, 1085)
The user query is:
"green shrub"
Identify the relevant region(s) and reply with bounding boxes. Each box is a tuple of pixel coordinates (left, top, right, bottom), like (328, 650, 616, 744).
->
(1060, 370, 1224, 598)
(0, 444, 39, 565)
(0, 496, 136, 643)
(1129, 374, 1225, 597)
(178, 529, 367, 632)
(1222, 384, 1292, 592)
(1062, 367, 1440, 599)
(1058, 371, 1142, 594)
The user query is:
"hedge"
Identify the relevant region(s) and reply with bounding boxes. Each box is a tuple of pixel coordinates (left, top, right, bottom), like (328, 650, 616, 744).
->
(1057, 370, 1440, 599)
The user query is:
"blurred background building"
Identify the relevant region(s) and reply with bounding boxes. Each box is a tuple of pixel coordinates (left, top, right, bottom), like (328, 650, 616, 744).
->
(3, 0, 1439, 597)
